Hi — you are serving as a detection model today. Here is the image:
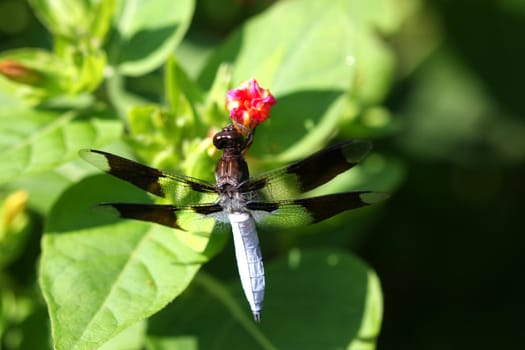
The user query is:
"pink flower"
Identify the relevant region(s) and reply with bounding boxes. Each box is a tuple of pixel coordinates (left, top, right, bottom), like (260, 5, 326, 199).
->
(226, 78, 276, 133)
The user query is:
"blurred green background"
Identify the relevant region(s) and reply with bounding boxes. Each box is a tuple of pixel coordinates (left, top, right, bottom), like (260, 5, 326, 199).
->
(1, 0, 524, 349)
(365, 0, 525, 349)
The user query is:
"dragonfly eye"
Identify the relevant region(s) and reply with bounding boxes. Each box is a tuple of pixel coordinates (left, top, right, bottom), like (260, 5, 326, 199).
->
(213, 125, 243, 150)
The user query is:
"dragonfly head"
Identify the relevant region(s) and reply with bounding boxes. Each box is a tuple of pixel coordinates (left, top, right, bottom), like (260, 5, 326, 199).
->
(213, 125, 253, 153)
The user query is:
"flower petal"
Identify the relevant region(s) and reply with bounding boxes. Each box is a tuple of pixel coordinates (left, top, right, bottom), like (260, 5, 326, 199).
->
(226, 78, 276, 134)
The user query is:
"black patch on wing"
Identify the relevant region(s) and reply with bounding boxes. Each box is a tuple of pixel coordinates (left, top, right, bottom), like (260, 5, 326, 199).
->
(98, 203, 182, 229)
(245, 201, 279, 212)
(241, 140, 371, 197)
(191, 204, 224, 216)
(291, 191, 375, 223)
(81, 149, 216, 198)
(247, 191, 388, 225)
(103, 152, 166, 197)
(98, 202, 225, 231)
(285, 142, 362, 192)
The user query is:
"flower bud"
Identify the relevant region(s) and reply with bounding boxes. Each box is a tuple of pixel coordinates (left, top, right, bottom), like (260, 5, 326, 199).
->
(226, 78, 276, 134)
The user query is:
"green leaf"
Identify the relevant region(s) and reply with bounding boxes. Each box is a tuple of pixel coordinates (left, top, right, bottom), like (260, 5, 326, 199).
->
(124, 56, 220, 179)
(0, 45, 106, 100)
(125, 105, 215, 178)
(106, 72, 151, 120)
(0, 107, 121, 184)
(148, 249, 382, 349)
(200, 0, 415, 96)
(146, 335, 197, 350)
(125, 57, 206, 161)
(29, 0, 116, 42)
(39, 175, 224, 350)
(0, 49, 71, 104)
(198, 0, 416, 156)
(351, 32, 396, 105)
(28, 0, 114, 95)
(98, 320, 146, 350)
(5, 169, 75, 215)
(53, 37, 108, 94)
(199, 0, 356, 95)
(165, 56, 204, 128)
(249, 92, 349, 162)
(110, 0, 195, 76)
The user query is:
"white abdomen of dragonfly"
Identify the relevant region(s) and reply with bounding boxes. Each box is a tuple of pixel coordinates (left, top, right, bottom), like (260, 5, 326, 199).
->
(228, 211, 265, 322)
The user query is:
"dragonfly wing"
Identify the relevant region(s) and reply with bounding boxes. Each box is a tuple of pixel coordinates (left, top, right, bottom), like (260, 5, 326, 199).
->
(96, 202, 231, 234)
(242, 140, 372, 201)
(80, 149, 218, 204)
(247, 191, 388, 230)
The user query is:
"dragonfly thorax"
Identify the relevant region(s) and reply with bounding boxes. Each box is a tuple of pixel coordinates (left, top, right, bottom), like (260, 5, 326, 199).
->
(213, 124, 250, 213)
(218, 189, 250, 213)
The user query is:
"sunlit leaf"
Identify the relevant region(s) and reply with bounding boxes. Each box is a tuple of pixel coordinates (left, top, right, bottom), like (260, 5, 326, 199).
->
(29, 0, 116, 41)
(147, 249, 382, 349)
(199, 0, 416, 157)
(0, 107, 121, 184)
(39, 175, 225, 350)
(200, 0, 356, 96)
(200, 0, 415, 96)
(145, 335, 197, 350)
(110, 0, 195, 76)
(165, 56, 204, 117)
(24, 1, 114, 96)
(5, 168, 75, 215)
(53, 37, 108, 94)
(98, 320, 146, 350)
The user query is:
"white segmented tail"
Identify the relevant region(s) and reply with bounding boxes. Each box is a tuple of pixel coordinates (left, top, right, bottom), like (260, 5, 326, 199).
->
(228, 212, 265, 322)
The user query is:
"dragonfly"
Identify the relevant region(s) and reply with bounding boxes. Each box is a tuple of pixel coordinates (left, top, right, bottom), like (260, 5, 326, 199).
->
(80, 125, 387, 322)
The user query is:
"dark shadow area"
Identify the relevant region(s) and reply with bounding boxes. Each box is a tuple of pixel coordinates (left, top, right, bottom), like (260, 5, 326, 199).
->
(358, 1, 525, 347)
(434, 0, 525, 117)
(360, 157, 525, 349)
